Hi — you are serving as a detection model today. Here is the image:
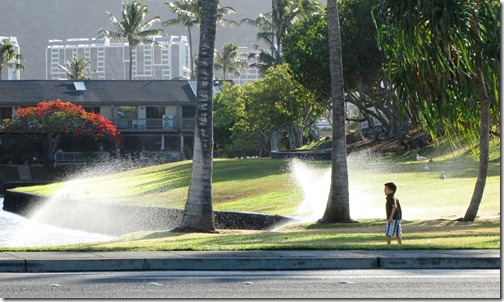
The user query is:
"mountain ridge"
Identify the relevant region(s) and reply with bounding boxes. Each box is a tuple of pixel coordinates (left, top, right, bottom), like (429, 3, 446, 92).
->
(1, 0, 324, 80)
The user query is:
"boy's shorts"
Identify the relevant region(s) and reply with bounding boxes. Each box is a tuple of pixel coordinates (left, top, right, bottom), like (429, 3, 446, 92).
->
(385, 220, 402, 238)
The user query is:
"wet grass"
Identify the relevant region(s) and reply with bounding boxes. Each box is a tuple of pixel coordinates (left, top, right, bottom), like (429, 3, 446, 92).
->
(12, 155, 500, 218)
(6, 140, 500, 251)
(5, 218, 499, 251)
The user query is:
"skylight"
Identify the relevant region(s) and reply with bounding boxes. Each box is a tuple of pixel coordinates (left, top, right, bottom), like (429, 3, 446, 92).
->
(73, 81, 86, 91)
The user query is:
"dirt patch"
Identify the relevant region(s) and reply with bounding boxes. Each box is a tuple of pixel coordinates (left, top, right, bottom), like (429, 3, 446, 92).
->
(347, 130, 432, 153)
(311, 130, 432, 154)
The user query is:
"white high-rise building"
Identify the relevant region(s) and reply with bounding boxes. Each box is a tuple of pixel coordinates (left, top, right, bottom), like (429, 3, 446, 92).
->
(0, 36, 22, 80)
(46, 36, 190, 80)
(225, 46, 262, 85)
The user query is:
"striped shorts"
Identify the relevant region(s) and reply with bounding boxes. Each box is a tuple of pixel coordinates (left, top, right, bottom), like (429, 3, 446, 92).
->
(385, 220, 402, 238)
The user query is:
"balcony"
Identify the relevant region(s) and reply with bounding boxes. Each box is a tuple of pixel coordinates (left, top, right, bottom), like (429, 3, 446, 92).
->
(53, 151, 110, 167)
(113, 118, 195, 131)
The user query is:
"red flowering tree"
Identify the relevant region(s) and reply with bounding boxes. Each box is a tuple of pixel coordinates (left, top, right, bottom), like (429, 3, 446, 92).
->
(1, 99, 122, 164)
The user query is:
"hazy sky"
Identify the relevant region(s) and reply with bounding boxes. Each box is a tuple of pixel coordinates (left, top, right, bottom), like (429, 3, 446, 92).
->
(1, 0, 326, 79)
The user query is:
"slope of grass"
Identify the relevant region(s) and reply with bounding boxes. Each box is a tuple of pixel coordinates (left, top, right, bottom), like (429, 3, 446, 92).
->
(13, 140, 500, 220)
(6, 140, 499, 251)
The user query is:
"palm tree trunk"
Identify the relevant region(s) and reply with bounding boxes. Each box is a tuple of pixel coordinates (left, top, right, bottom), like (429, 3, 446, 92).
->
(319, 0, 353, 223)
(464, 98, 490, 221)
(187, 27, 195, 80)
(46, 132, 61, 166)
(463, 21, 491, 220)
(463, 12, 491, 221)
(177, 0, 218, 232)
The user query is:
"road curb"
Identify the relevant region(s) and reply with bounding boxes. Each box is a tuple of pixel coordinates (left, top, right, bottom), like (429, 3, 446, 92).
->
(0, 250, 499, 272)
(0, 257, 499, 272)
(19, 257, 378, 272)
(378, 257, 501, 269)
(0, 259, 25, 272)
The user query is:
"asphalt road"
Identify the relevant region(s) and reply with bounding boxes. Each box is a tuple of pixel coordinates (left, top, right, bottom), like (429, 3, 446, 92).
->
(0, 269, 500, 299)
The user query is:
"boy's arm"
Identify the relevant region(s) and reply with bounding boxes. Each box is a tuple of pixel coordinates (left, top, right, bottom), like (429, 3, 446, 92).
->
(389, 203, 397, 223)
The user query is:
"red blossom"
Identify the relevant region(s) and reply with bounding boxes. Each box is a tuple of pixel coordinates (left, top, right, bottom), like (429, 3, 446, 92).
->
(1, 99, 122, 144)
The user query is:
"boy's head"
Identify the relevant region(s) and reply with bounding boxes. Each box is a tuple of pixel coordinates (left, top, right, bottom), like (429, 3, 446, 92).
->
(384, 182, 397, 194)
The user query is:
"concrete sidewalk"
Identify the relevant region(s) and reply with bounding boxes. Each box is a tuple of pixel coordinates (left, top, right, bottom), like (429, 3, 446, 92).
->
(0, 249, 500, 272)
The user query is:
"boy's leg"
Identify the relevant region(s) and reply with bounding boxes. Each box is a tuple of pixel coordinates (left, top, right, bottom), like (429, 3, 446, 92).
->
(385, 220, 394, 244)
(396, 220, 402, 244)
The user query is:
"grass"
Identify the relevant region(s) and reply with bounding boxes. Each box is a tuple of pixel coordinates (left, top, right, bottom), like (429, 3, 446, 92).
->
(5, 139, 501, 251)
(7, 218, 499, 251)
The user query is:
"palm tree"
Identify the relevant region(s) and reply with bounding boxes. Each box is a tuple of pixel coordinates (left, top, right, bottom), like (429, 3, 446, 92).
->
(214, 42, 248, 80)
(59, 57, 94, 80)
(318, 0, 353, 223)
(241, 0, 322, 74)
(374, 0, 500, 221)
(163, 0, 237, 80)
(176, 0, 219, 232)
(98, 0, 162, 80)
(0, 40, 25, 80)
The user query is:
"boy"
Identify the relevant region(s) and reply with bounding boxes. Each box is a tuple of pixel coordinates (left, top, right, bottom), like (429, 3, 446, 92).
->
(384, 182, 402, 244)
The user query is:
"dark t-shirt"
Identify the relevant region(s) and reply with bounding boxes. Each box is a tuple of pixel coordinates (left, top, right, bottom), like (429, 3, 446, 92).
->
(386, 194, 402, 220)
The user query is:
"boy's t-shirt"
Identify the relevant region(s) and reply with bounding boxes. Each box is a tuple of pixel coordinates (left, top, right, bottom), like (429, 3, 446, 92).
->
(386, 194, 402, 220)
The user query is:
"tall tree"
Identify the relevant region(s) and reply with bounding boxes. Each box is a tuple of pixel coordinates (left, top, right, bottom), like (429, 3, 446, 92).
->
(374, 0, 500, 221)
(0, 40, 25, 80)
(176, 0, 218, 232)
(214, 65, 318, 155)
(59, 57, 94, 80)
(214, 42, 248, 80)
(98, 0, 162, 80)
(163, 0, 237, 80)
(283, 0, 408, 141)
(241, 0, 322, 75)
(318, 0, 353, 223)
(1, 100, 121, 165)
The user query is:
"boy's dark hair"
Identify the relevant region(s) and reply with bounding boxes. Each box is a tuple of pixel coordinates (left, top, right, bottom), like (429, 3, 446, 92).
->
(384, 182, 397, 193)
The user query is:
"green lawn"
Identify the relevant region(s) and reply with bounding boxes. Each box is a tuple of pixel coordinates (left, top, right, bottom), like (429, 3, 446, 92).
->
(8, 140, 501, 251)
(8, 218, 500, 251)
(15, 144, 500, 220)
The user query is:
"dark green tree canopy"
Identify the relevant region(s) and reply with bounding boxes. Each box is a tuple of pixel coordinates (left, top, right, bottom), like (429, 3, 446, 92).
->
(283, 12, 331, 101)
(374, 0, 500, 221)
(242, 0, 323, 75)
(214, 64, 321, 154)
(373, 0, 500, 142)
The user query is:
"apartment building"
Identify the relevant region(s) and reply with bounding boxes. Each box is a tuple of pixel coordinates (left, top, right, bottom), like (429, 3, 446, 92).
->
(0, 80, 198, 164)
(0, 36, 22, 80)
(46, 36, 190, 80)
(225, 46, 262, 85)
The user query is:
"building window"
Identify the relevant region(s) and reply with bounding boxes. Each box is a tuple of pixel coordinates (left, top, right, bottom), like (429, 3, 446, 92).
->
(116, 106, 138, 129)
(146, 106, 165, 119)
(181, 106, 196, 128)
(83, 106, 100, 114)
(182, 106, 195, 119)
(117, 106, 137, 119)
(0, 107, 12, 120)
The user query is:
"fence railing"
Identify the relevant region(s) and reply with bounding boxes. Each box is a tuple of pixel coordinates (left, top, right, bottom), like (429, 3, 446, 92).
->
(113, 118, 195, 130)
(139, 151, 181, 163)
(53, 151, 110, 167)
